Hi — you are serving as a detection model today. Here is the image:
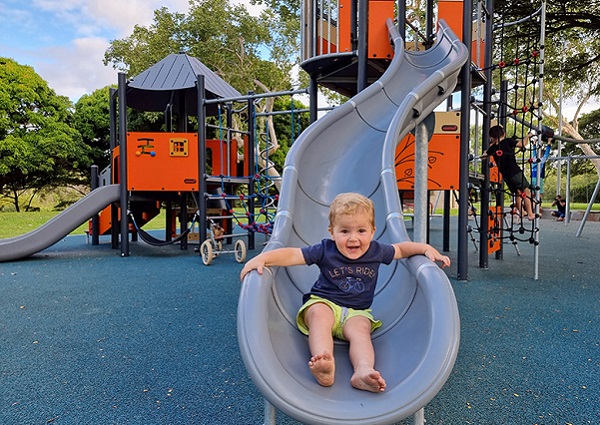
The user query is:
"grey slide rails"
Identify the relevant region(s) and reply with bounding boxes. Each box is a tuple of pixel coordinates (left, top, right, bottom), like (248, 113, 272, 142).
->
(238, 20, 468, 425)
(0, 184, 120, 262)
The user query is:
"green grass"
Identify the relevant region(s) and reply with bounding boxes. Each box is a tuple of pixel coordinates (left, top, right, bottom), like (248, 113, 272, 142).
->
(0, 211, 169, 239)
(2, 202, 596, 240)
(0, 208, 258, 239)
(0, 212, 85, 239)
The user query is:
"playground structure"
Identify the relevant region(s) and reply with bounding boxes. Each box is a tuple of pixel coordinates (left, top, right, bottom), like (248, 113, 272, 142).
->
(238, 0, 596, 423)
(101, 54, 288, 259)
(0, 0, 569, 281)
(0, 54, 312, 263)
(454, 2, 596, 274)
(465, 1, 553, 281)
(0, 2, 537, 424)
(1, 0, 594, 423)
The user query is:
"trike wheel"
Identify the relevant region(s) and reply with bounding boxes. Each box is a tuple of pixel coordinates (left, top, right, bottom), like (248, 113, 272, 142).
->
(234, 239, 247, 263)
(200, 239, 214, 265)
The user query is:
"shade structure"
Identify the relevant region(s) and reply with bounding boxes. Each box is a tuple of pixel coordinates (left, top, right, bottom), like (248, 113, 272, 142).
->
(126, 53, 241, 116)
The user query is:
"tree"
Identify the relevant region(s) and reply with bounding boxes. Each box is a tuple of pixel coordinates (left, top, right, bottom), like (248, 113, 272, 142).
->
(73, 86, 166, 173)
(579, 109, 600, 141)
(250, 0, 301, 63)
(103, 0, 304, 188)
(0, 58, 91, 211)
(104, 0, 292, 95)
(73, 87, 113, 172)
(490, 1, 600, 185)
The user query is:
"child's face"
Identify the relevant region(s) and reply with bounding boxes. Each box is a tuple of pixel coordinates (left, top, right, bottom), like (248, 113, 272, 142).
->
(329, 210, 375, 260)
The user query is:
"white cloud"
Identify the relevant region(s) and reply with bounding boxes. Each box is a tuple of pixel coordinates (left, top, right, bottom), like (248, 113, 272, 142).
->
(82, 0, 191, 38)
(27, 0, 190, 38)
(559, 99, 600, 121)
(3, 0, 193, 102)
(35, 37, 115, 100)
(3, 0, 270, 102)
(32, 0, 81, 14)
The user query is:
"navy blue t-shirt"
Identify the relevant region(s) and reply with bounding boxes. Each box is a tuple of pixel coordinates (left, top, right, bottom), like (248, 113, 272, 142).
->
(301, 239, 396, 309)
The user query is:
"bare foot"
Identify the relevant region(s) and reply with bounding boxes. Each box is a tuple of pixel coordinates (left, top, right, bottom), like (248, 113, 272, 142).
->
(308, 351, 335, 387)
(350, 367, 386, 393)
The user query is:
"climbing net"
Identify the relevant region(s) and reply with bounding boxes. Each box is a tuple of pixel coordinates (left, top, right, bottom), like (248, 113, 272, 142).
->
(210, 190, 277, 235)
(208, 96, 306, 236)
(481, 5, 548, 246)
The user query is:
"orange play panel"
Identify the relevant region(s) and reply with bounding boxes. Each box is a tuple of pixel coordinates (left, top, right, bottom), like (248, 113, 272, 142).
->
(126, 132, 199, 192)
(395, 111, 461, 191)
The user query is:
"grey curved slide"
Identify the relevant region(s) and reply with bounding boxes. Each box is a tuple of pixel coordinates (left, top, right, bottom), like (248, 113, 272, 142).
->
(0, 184, 120, 262)
(238, 20, 468, 425)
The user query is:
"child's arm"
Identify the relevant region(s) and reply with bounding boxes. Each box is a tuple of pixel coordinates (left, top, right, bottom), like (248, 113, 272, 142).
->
(240, 247, 306, 281)
(392, 241, 451, 268)
(543, 140, 552, 160)
(516, 132, 533, 149)
(479, 145, 493, 160)
(479, 143, 497, 160)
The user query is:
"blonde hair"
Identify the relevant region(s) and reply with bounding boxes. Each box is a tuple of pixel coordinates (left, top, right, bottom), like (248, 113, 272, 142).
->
(328, 192, 375, 229)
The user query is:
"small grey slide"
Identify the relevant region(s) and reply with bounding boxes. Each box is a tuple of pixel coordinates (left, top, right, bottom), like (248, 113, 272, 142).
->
(238, 20, 468, 425)
(0, 184, 120, 262)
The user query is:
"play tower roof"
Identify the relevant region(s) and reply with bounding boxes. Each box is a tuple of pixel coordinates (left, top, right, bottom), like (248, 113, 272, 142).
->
(126, 53, 241, 116)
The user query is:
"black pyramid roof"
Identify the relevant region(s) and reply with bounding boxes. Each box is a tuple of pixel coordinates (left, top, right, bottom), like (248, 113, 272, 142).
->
(126, 53, 242, 116)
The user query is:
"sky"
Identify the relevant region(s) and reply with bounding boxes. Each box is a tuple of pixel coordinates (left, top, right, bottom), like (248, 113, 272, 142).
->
(0, 0, 263, 102)
(1, 1, 596, 119)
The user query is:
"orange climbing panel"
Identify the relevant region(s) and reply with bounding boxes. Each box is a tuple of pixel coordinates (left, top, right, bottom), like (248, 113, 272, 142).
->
(395, 111, 461, 191)
(126, 132, 199, 192)
(487, 205, 502, 254)
(438, 0, 486, 68)
(368, 0, 395, 59)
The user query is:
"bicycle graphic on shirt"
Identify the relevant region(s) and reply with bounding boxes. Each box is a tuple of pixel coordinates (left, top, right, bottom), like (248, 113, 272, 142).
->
(338, 277, 365, 293)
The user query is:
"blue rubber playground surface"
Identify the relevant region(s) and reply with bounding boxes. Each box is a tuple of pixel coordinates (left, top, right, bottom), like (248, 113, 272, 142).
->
(1, 216, 598, 424)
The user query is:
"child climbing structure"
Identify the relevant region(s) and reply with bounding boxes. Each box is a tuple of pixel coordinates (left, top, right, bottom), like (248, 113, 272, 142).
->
(465, 1, 548, 279)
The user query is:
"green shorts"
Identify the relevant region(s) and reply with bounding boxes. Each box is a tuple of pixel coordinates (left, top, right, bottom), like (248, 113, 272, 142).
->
(296, 295, 382, 341)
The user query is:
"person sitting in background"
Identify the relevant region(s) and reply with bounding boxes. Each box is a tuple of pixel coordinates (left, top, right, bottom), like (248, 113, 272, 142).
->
(551, 195, 566, 221)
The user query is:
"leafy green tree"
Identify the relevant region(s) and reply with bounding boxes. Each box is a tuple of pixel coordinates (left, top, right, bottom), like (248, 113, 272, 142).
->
(73, 87, 113, 171)
(104, 0, 290, 94)
(73, 86, 165, 173)
(0, 58, 91, 211)
(250, 0, 301, 62)
(579, 109, 600, 141)
(556, 108, 600, 175)
(493, 1, 600, 177)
